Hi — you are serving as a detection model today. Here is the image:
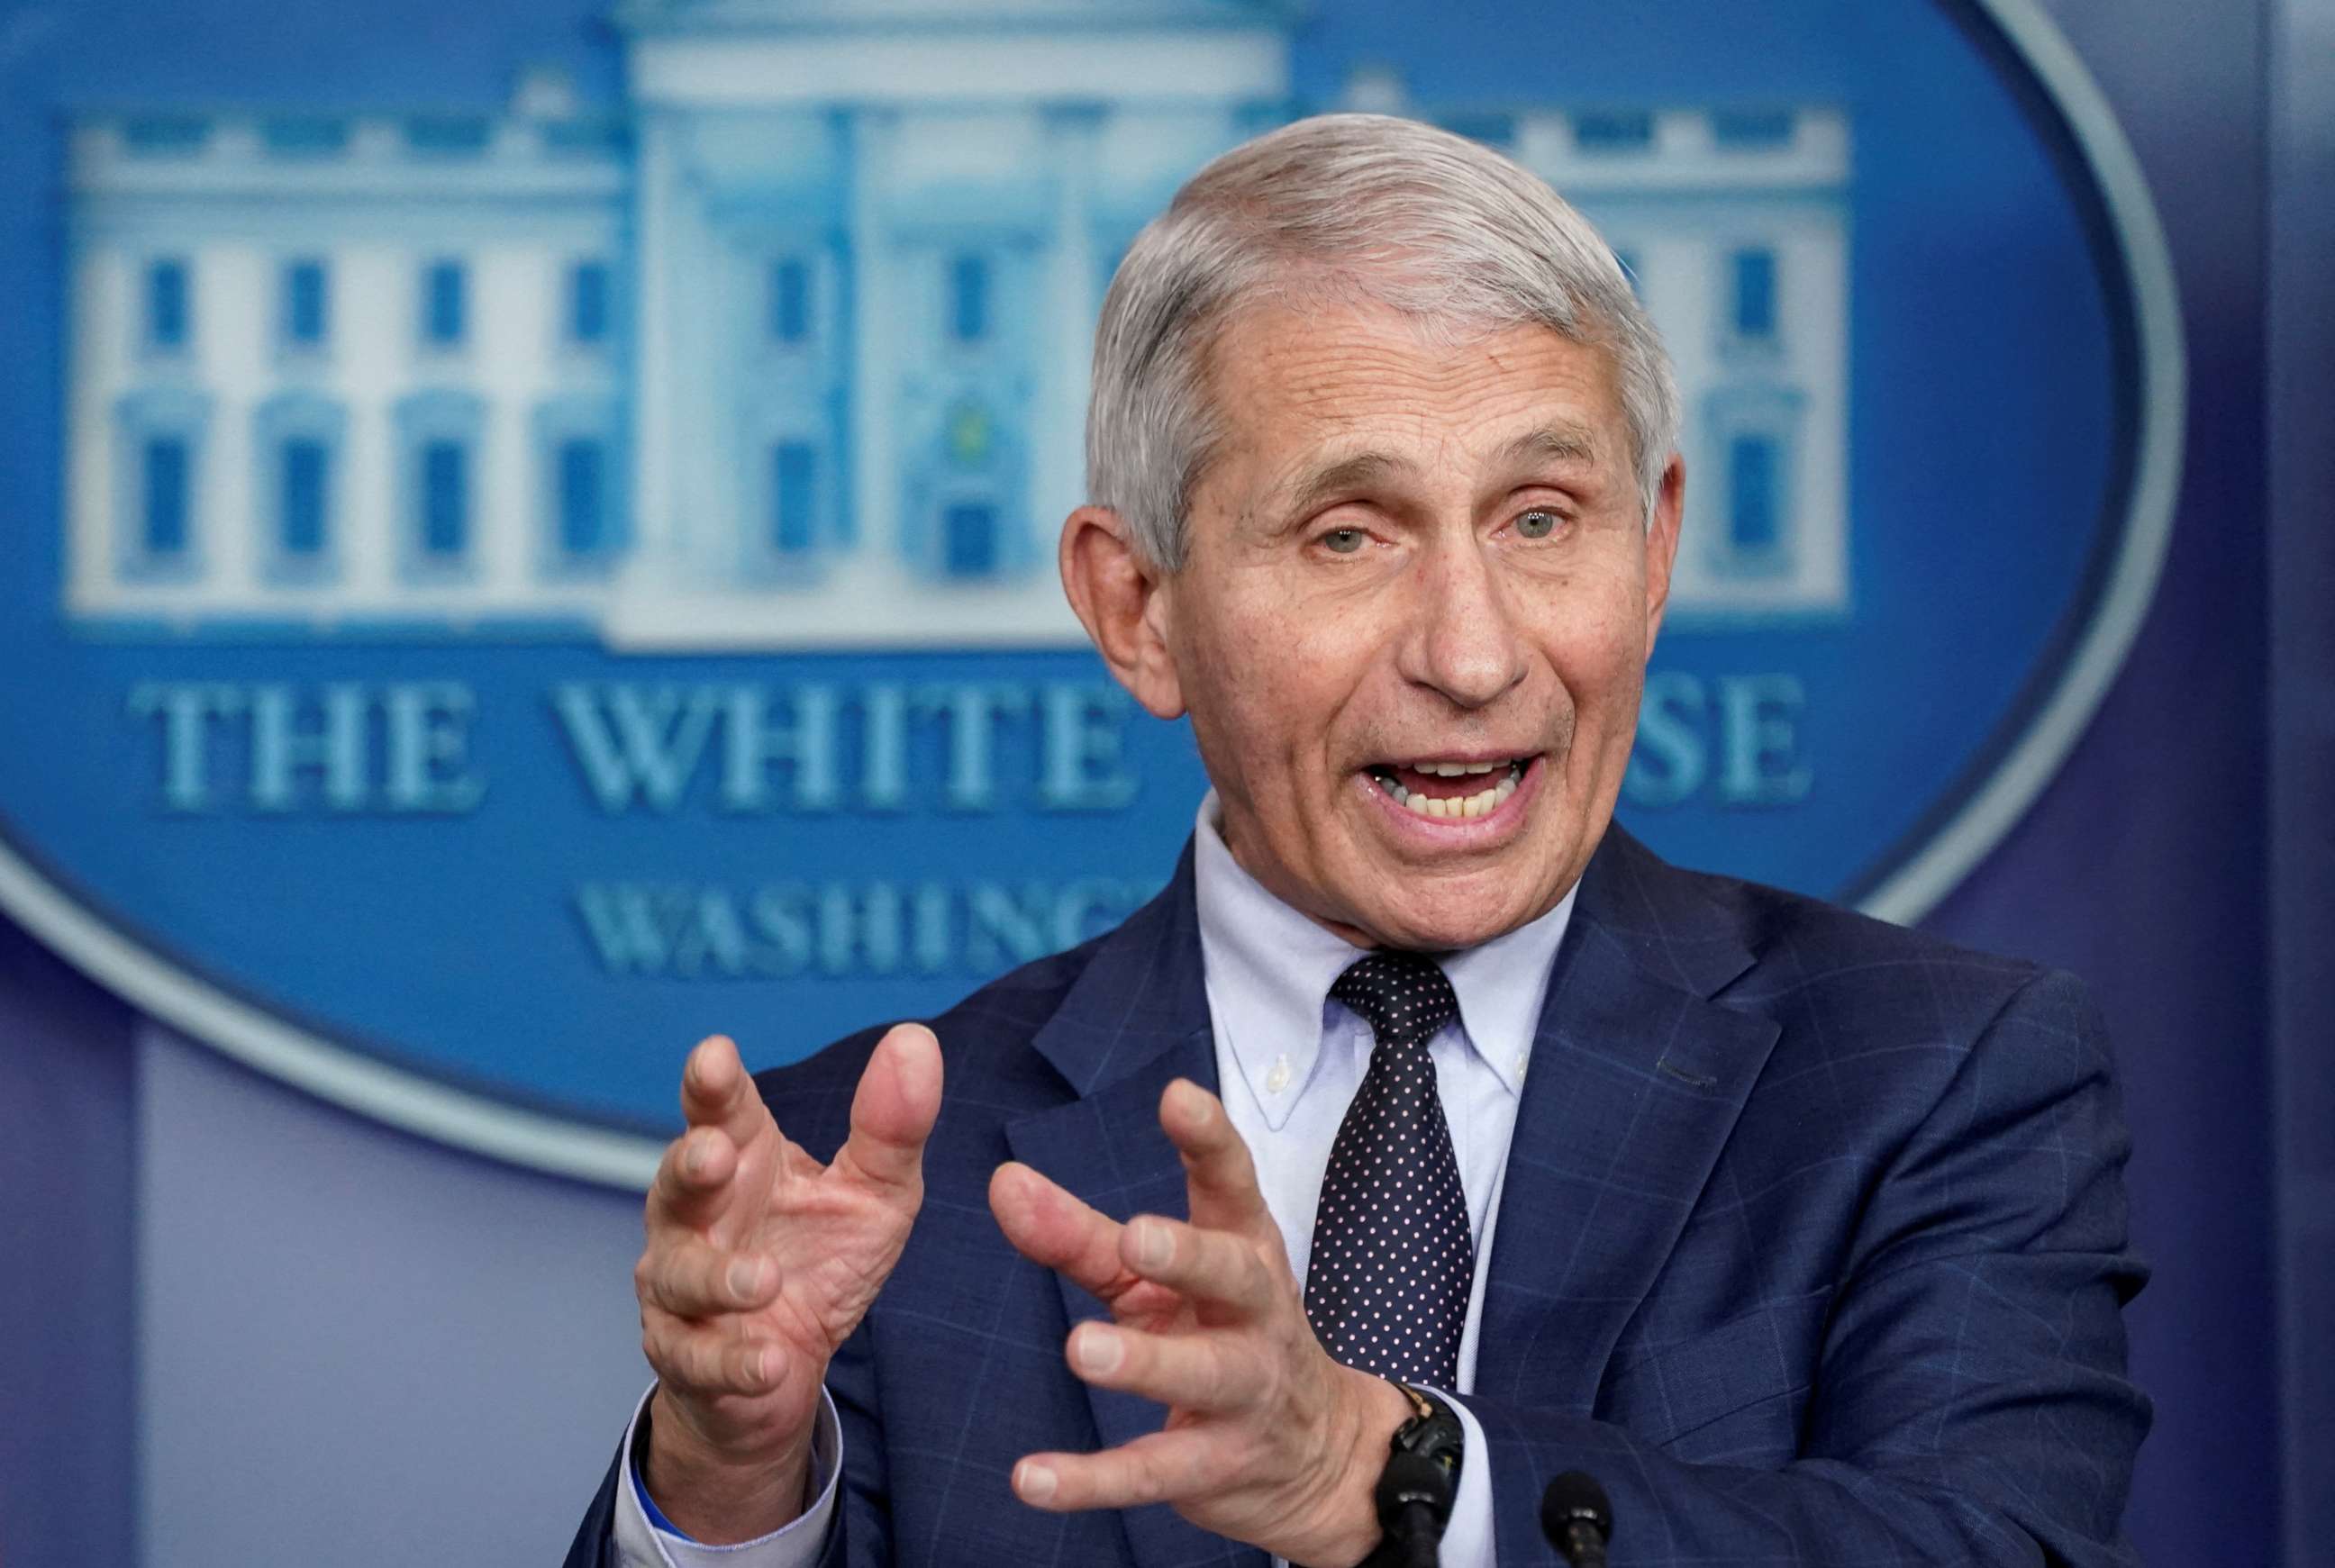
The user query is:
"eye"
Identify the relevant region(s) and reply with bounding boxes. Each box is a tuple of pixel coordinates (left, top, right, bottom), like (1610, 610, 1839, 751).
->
(1514, 508, 1562, 539)
(1320, 527, 1368, 555)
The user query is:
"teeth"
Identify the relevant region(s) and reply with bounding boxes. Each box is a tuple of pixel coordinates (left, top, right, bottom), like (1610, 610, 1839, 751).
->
(1373, 759, 1527, 820)
(1395, 775, 1519, 820)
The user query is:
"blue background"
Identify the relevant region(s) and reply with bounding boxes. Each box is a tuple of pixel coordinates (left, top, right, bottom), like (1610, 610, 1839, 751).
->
(0, 0, 2123, 1131)
(0, 0, 2323, 1564)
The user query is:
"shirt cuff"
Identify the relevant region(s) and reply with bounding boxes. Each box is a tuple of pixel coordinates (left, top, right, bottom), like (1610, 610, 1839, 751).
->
(612, 1384, 842, 1568)
(1426, 1387, 1494, 1567)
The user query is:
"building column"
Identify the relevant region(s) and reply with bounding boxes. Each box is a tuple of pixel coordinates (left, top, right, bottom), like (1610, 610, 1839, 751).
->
(1037, 105, 1102, 538)
(627, 106, 685, 592)
(847, 107, 900, 576)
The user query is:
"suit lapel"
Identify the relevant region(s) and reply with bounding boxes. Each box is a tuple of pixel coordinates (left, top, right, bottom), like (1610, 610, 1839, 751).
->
(995, 825, 1776, 1560)
(1473, 826, 1781, 1411)
(1004, 842, 1264, 1568)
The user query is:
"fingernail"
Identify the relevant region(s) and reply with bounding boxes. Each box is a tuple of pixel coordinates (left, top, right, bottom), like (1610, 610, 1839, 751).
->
(729, 1258, 765, 1301)
(1134, 1219, 1171, 1270)
(1075, 1326, 1122, 1375)
(1016, 1462, 1057, 1503)
(684, 1141, 706, 1178)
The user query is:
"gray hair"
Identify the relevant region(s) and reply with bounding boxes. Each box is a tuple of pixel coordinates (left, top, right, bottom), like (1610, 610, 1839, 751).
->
(1086, 112, 1680, 570)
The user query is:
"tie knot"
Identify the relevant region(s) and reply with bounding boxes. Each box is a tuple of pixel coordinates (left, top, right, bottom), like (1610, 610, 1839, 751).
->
(1330, 951, 1458, 1053)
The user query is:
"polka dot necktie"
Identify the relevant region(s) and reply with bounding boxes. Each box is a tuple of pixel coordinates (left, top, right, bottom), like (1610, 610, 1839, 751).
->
(1304, 951, 1472, 1387)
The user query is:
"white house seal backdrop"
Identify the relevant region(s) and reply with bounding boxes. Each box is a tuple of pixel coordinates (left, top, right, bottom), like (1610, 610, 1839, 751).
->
(0, 0, 2177, 1183)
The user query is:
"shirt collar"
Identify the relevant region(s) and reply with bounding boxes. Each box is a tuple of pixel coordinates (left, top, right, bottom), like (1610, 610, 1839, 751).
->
(1190, 793, 1577, 1128)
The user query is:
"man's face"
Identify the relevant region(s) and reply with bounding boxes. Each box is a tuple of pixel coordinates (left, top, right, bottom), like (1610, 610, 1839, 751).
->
(1151, 299, 1680, 950)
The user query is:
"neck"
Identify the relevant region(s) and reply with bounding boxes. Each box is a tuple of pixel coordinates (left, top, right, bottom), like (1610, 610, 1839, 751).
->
(1215, 804, 1386, 951)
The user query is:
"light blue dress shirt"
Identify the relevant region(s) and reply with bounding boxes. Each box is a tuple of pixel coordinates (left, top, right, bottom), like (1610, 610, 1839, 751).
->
(616, 794, 1576, 1567)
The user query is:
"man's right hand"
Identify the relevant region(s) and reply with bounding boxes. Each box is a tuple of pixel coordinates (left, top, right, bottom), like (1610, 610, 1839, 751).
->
(634, 1025, 943, 1544)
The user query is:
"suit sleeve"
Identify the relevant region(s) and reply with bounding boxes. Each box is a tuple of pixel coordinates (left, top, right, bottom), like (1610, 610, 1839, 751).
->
(565, 1364, 884, 1568)
(1460, 966, 2150, 1566)
(819, 1316, 895, 1565)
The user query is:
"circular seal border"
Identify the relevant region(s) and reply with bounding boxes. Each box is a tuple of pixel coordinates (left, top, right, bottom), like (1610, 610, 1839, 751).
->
(1852, 0, 2186, 924)
(0, 0, 2185, 1190)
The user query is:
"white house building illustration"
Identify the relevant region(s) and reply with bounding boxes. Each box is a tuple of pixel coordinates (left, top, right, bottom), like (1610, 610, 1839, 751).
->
(61, 0, 1849, 647)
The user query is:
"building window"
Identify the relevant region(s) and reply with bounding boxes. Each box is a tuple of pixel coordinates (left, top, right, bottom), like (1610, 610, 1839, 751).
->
(420, 440, 469, 558)
(147, 259, 190, 351)
(405, 116, 492, 157)
(943, 501, 998, 577)
(1731, 249, 1777, 341)
(256, 394, 345, 579)
(771, 441, 818, 554)
(769, 258, 812, 345)
(1700, 385, 1804, 585)
(949, 254, 989, 344)
(143, 437, 191, 557)
(123, 116, 209, 156)
(1712, 109, 1796, 150)
(569, 260, 610, 346)
(557, 439, 608, 555)
(422, 260, 468, 348)
(264, 117, 349, 158)
(283, 258, 330, 349)
(1727, 435, 1780, 557)
(534, 396, 626, 573)
(278, 438, 330, 559)
(114, 387, 210, 577)
(1575, 111, 1654, 152)
(1439, 111, 1516, 147)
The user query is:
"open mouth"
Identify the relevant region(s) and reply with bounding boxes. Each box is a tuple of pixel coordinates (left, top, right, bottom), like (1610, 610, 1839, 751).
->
(1364, 757, 1531, 820)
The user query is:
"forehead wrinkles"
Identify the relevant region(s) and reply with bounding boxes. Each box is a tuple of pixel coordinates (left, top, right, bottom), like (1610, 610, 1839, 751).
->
(1196, 306, 1622, 539)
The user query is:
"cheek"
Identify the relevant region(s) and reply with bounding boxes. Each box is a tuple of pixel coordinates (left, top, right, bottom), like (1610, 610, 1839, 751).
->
(1539, 588, 1654, 737)
(1177, 603, 1315, 788)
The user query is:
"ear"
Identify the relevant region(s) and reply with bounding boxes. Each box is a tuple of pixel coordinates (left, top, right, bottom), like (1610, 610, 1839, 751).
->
(1058, 505, 1186, 721)
(1640, 453, 1685, 652)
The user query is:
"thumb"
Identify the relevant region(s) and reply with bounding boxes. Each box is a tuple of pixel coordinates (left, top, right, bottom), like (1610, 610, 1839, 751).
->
(836, 1023, 942, 1196)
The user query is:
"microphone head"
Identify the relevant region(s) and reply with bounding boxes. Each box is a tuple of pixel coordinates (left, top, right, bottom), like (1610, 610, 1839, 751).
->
(1540, 1470, 1613, 1549)
(1374, 1448, 1456, 1527)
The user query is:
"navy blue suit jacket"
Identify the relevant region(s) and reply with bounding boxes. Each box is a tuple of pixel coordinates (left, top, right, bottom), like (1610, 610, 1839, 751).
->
(568, 825, 2148, 1566)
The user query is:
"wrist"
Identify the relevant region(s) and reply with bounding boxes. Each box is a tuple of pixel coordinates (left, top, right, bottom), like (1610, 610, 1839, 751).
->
(1311, 1371, 1415, 1568)
(641, 1384, 818, 1545)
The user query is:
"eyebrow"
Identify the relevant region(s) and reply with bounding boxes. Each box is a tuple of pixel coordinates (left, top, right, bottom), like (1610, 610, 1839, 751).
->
(1269, 422, 1605, 530)
(1497, 421, 1602, 470)
(1275, 451, 1409, 525)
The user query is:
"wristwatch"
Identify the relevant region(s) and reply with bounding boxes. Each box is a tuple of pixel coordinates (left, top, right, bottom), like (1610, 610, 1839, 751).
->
(1357, 1380, 1464, 1568)
(1386, 1381, 1464, 1478)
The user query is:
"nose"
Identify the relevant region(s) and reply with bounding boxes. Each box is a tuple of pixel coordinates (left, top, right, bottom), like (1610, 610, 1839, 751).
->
(1398, 532, 1529, 710)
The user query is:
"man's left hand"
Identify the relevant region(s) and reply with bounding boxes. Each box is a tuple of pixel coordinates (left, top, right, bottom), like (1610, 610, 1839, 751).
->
(987, 1077, 1413, 1568)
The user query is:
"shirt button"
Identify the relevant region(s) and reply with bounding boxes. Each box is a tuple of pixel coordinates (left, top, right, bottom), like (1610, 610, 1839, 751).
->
(1514, 1050, 1529, 1083)
(1266, 1054, 1292, 1095)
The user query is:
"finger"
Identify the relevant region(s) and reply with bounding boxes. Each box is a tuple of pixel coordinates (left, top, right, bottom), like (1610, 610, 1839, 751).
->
(679, 1036, 775, 1155)
(989, 1160, 1133, 1301)
(646, 1121, 742, 1232)
(1159, 1079, 1273, 1241)
(1013, 1431, 1220, 1513)
(833, 1024, 943, 1195)
(1064, 1320, 1254, 1414)
(641, 1308, 786, 1399)
(635, 1234, 781, 1320)
(1117, 1214, 1275, 1319)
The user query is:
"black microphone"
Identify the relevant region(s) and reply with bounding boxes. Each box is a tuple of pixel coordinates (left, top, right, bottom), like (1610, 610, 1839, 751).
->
(1540, 1471, 1613, 1567)
(1374, 1447, 1455, 1568)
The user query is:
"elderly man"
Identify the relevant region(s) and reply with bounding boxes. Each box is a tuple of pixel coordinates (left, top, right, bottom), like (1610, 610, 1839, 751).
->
(568, 114, 2147, 1567)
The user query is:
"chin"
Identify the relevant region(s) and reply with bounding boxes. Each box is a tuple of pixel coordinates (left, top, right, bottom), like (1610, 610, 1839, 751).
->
(1348, 876, 1558, 952)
